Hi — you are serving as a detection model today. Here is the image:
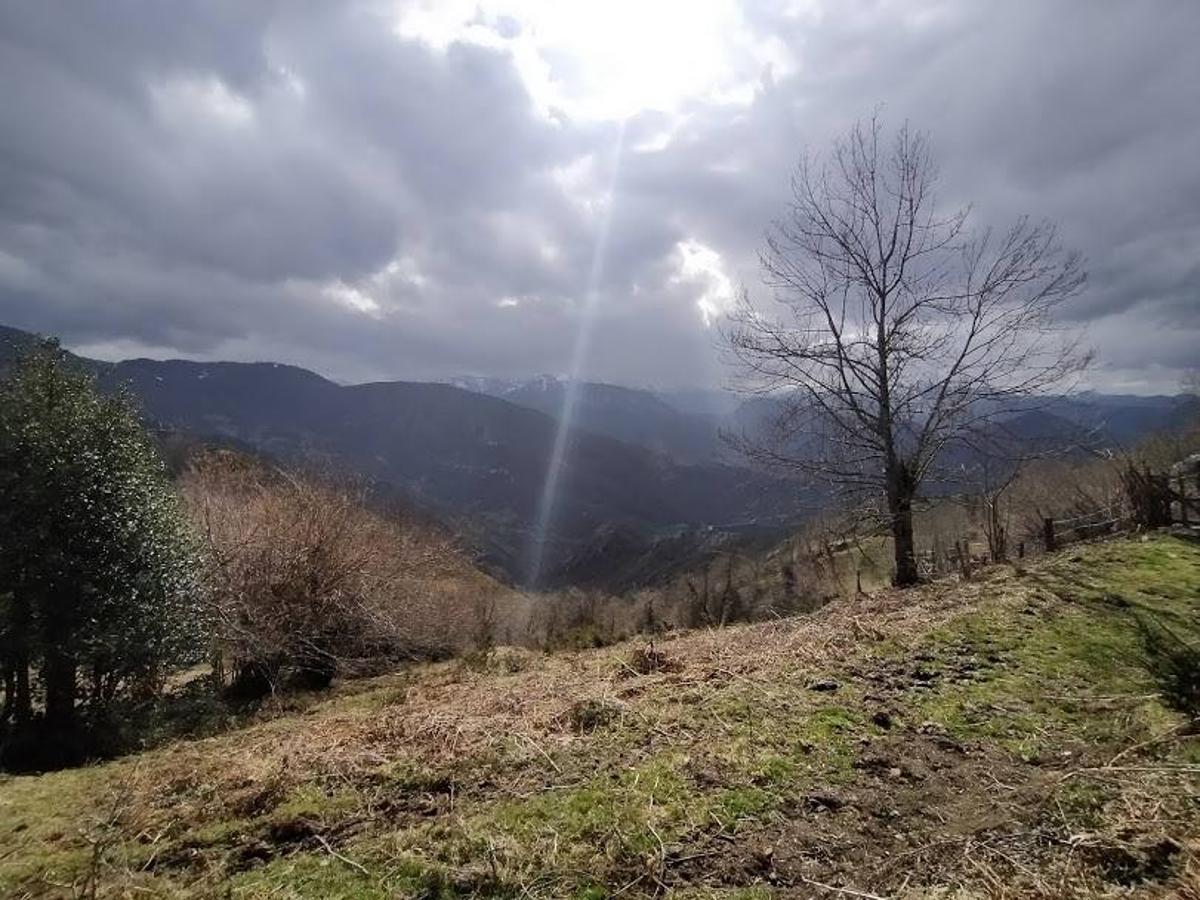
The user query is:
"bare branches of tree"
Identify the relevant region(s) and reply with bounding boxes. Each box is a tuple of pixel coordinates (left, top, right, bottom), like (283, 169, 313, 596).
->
(180, 451, 465, 695)
(724, 115, 1089, 585)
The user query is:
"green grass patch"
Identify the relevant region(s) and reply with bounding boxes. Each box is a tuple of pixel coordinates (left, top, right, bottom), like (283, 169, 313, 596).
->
(228, 848, 471, 900)
(911, 536, 1200, 758)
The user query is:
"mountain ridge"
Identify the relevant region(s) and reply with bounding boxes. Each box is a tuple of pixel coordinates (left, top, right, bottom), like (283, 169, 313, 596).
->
(0, 325, 803, 584)
(3, 324, 1196, 585)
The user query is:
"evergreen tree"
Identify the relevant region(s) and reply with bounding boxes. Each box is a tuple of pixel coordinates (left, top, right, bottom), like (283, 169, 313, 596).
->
(0, 340, 202, 752)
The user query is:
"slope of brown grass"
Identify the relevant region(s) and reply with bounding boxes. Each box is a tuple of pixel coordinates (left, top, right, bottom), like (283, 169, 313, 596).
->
(2, 535, 1199, 898)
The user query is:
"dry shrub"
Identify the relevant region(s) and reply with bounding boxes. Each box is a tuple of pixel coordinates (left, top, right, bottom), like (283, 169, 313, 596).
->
(527, 587, 638, 650)
(519, 556, 837, 653)
(180, 451, 513, 695)
(621, 642, 681, 677)
(1004, 423, 1200, 546)
(1008, 457, 1124, 537)
(484, 646, 540, 674)
(562, 697, 623, 733)
(457, 645, 541, 678)
(181, 450, 781, 680)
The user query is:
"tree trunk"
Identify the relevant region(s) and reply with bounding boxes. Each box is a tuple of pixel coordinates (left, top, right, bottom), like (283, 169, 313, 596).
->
(8, 595, 33, 725)
(891, 497, 918, 586)
(43, 648, 77, 730)
(888, 464, 919, 587)
(0, 664, 13, 725)
(986, 497, 1007, 562)
(13, 659, 30, 725)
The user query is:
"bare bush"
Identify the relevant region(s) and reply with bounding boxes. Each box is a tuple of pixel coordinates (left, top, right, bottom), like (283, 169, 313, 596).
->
(181, 451, 498, 695)
(621, 643, 682, 677)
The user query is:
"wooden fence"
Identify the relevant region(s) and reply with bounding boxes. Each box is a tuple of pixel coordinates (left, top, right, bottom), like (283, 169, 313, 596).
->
(913, 502, 1119, 578)
(886, 456, 1199, 584)
(1041, 501, 1129, 553)
(1032, 458, 1198, 559)
(1169, 454, 1200, 527)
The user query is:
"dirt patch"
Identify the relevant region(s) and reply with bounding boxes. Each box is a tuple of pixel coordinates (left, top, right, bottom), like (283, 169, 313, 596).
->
(1084, 836, 1183, 886)
(667, 724, 1060, 895)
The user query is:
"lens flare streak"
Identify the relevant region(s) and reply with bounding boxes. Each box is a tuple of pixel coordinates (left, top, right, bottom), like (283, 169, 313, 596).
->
(525, 121, 627, 587)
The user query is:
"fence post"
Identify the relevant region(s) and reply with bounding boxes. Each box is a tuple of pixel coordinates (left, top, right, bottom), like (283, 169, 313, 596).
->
(1180, 474, 1190, 526)
(1193, 468, 1200, 523)
(1043, 517, 1056, 553)
(1018, 541, 1025, 559)
(1151, 470, 1172, 526)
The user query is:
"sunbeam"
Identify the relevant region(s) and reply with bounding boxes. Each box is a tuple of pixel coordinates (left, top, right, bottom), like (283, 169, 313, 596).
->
(524, 120, 628, 587)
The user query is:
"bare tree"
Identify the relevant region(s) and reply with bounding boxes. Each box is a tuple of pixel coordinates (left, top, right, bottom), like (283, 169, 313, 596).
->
(972, 458, 1021, 563)
(724, 116, 1088, 585)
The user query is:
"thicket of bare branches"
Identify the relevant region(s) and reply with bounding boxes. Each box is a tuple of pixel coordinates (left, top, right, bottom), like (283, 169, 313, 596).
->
(173, 425, 1200, 697)
(174, 451, 838, 691)
(519, 547, 836, 652)
(725, 115, 1088, 585)
(917, 416, 1200, 569)
(180, 451, 500, 695)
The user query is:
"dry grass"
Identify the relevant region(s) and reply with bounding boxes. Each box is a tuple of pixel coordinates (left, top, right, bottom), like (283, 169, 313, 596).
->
(3, 535, 1199, 898)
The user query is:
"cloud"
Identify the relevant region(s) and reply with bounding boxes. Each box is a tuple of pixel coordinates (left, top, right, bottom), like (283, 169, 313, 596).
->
(0, 1, 1196, 392)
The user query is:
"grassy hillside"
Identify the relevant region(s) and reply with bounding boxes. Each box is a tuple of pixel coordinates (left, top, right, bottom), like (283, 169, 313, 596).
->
(2, 536, 1199, 898)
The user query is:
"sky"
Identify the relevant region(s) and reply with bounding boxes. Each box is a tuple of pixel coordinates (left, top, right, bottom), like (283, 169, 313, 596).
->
(0, 1, 1196, 394)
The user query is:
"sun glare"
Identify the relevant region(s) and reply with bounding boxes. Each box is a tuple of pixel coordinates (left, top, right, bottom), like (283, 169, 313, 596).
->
(676, 239, 737, 327)
(394, 0, 791, 121)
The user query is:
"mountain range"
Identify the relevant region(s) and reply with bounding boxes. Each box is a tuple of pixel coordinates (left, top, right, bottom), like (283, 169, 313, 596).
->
(2, 324, 1195, 586)
(445, 374, 730, 463)
(0, 326, 802, 584)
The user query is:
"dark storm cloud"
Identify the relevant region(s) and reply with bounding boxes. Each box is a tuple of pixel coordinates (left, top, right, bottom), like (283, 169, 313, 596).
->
(0, 0, 590, 376)
(621, 0, 1200, 390)
(0, 0, 1196, 391)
